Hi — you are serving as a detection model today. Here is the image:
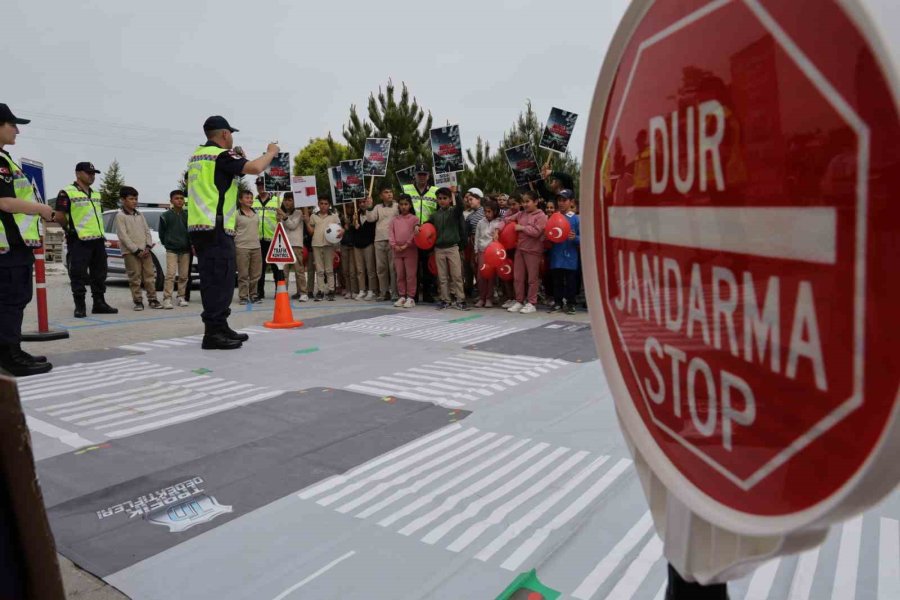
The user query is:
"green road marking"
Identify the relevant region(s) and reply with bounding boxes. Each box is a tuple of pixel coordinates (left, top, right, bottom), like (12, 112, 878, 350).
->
(448, 314, 483, 324)
(192, 368, 212, 375)
(294, 347, 320, 355)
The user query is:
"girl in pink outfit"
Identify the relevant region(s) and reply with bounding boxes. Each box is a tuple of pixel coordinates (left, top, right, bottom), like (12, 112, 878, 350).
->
(507, 191, 548, 314)
(389, 194, 420, 308)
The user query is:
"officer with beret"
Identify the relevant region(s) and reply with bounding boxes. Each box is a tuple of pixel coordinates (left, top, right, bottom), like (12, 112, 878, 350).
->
(187, 116, 279, 349)
(54, 162, 119, 318)
(0, 104, 56, 375)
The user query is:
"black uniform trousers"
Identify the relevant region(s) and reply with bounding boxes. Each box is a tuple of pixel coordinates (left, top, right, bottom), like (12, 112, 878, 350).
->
(67, 237, 107, 298)
(192, 224, 235, 332)
(0, 246, 34, 345)
(257, 239, 283, 298)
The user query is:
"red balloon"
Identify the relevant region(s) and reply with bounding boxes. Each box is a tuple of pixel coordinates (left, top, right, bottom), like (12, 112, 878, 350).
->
(499, 222, 518, 250)
(427, 253, 437, 276)
(478, 261, 496, 279)
(415, 223, 437, 250)
(302, 246, 309, 265)
(497, 259, 514, 281)
(483, 242, 507, 268)
(333, 250, 341, 269)
(544, 212, 571, 243)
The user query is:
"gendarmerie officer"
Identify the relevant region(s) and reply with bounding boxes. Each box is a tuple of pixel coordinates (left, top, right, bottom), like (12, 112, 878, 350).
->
(187, 116, 278, 350)
(0, 104, 55, 376)
(54, 162, 119, 318)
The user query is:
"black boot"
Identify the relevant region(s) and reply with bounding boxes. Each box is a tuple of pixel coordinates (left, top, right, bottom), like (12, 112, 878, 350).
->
(224, 326, 249, 342)
(202, 327, 242, 350)
(92, 296, 119, 314)
(665, 564, 729, 600)
(15, 344, 46, 363)
(0, 345, 52, 376)
(74, 296, 87, 318)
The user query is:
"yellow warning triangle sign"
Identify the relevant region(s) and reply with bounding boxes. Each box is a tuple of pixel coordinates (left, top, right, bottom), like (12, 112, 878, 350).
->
(265, 222, 297, 264)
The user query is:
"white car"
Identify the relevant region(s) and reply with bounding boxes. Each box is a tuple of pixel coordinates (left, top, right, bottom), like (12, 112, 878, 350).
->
(63, 208, 196, 291)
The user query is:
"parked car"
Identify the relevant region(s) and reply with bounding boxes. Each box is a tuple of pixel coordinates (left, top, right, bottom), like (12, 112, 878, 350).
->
(63, 208, 196, 291)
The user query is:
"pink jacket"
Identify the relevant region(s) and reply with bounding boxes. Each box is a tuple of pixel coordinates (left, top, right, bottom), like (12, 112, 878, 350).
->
(389, 213, 419, 255)
(509, 209, 548, 255)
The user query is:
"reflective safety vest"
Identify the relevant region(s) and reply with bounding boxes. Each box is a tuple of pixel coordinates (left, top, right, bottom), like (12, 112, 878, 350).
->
(186, 145, 238, 235)
(402, 184, 437, 224)
(0, 153, 41, 253)
(64, 184, 104, 241)
(252, 194, 281, 240)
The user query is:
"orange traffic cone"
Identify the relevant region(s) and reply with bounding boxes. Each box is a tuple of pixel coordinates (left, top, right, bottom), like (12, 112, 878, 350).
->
(264, 279, 303, 329)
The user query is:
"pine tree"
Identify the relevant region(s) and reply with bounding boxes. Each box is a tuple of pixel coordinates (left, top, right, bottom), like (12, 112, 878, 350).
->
(292, 134, 351, 196)
(98, 160, 125, 210)
(342, 80, 433, 194)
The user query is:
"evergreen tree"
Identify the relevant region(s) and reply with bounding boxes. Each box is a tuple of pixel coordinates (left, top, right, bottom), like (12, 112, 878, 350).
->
(98, 160, 125, 210)
(342, 80, 433, 194)
(292, 134, 350, 196)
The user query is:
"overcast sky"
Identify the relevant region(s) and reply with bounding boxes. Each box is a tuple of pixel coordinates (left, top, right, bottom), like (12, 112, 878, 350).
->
(4, 0, 629, 201)
(6, 0, 900, 203)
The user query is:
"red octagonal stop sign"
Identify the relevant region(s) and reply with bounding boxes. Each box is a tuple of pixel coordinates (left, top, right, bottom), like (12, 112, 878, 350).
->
(583, 0, 900, 529)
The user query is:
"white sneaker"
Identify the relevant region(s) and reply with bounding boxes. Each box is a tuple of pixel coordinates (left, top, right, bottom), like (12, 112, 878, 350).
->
(393, 297, 406, 307)
(507, 302, 523, 313)
(178, 298, 189, 307)
(343, 292, 352, 299)
(404, 298, 416, 308)
(364, 291, 376, 301)
(519, 303, 536, 314)
(299, 294, 309, 302)
(355, 291, 366, 300)
(502, 299, 515, 309)
(163, 298, 173, 310)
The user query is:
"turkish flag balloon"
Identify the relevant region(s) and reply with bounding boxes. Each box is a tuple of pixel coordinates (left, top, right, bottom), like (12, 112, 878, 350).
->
(415, 223, 437, 250)
(545, 212, 571, 243)
(497, 259, 514, 281)
(427, 253, 437, 276)
(484, 242, 507, 268)
(479, 261, 496, 279)
(499, 222, 518, 250)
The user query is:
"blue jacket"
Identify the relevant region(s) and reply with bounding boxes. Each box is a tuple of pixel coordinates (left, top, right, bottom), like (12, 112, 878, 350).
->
(548, 212, 580, 271)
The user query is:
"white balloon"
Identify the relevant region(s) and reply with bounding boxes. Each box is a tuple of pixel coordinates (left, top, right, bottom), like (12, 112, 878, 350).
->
(324, 224, 344, 245)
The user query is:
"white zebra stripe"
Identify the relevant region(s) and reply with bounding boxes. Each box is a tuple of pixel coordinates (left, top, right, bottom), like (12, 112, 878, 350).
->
(605, 534, 664, 600)
(745, 558, 781, 600)
(297, 424, 463, 500)
(832, 515, 863, 600)
(571, 511, 653, 599)
(376, 438, 532, 528)
(500, 458, 632, 571)
(878, 518, 900, 600)
(788, 547, 820, 600)
(317, 428, 481, 507)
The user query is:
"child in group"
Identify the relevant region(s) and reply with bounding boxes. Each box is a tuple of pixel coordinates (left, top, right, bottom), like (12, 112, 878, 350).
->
(339, 205, 358, 299)
(473, 199, 503, 308)
(279, 192, 309, 302)
(500, 193, 521, 308)
(306, 196, 341, 301)
(389, 194, 419, 308)
(426, 186, 469, 310)
(506, 190, 548, 314)
(114, 186, 161, 311)
(548, 190, 580, 314)
(234, 190, 262, 305)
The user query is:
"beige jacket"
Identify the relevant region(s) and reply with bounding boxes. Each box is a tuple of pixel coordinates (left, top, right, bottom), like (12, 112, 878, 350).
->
(114, 209, 153, 255)
(366, 203, 399, 242)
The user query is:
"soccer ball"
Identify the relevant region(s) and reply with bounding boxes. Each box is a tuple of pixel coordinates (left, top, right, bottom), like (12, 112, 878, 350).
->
(324, 223, 344, 245)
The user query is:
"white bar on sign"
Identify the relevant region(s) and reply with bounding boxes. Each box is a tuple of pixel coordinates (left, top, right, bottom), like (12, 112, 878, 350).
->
(607, 206, 837, 264)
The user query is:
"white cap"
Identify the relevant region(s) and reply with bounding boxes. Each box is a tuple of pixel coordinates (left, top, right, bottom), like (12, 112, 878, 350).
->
(466, 187, 484, 198)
